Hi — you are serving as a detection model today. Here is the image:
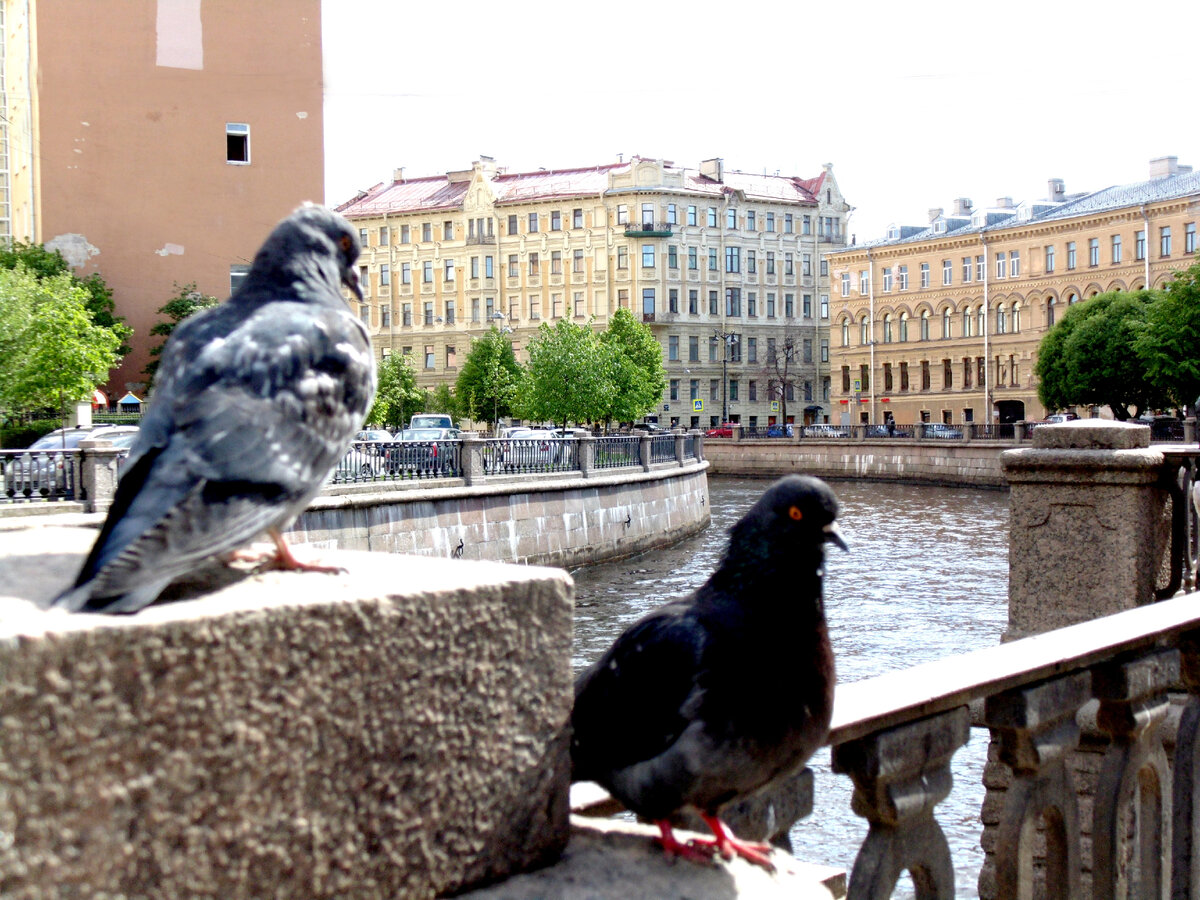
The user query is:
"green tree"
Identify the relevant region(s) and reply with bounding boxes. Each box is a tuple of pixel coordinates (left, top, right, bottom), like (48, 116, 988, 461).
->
(428, 383, 459, 421)
(0, 241, 132, 357)
(456, 327, 521, 433)
(598, 308, 667, 427)
(365, 352, 423, 428)
(143, 282, 220, 386)
(1136, 257, 1200, 411)
(1036, 290, 1163, 419)
(0, 266, 123, 423)
(515, 318, 611, 429)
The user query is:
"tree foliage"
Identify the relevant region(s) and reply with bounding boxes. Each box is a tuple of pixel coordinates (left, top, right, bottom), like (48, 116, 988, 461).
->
(365, 352, 423, 428)
(0, 241, 132, 357)
(0, 266, 123, 418)
(515, 318, 612, 428)
(1136, 257, 1200, 411)
(1037, 289, 1171, 419)
(763, 331, 802, 424)
(597, 308, 666, 426)
(143, 282, 220, 386)
(455, 327, 521, 432)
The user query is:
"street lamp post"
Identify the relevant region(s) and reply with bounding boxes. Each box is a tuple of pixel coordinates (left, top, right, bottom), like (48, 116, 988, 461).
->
(712, 329, 738, 424)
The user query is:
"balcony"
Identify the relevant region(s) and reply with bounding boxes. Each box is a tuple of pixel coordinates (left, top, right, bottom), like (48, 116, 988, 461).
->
(624, 222, 674, 237)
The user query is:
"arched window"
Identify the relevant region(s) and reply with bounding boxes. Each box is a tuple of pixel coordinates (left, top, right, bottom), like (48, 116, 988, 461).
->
(841, 317, 850, 347)
(1067, 292, 1078, 305)
(1047, 297, 1056, 327)
(883, 313, 893, 343)
(921, 310, 931, 341)
(996, 305, 1007, 334)
(899, 311, 909, 342)
(977, 305, 985, 335)
(1011, 301, 1021, 333)
(963, 307, 972, 337)
(860, 315, 870, 345)
(942, 307, 952, 339)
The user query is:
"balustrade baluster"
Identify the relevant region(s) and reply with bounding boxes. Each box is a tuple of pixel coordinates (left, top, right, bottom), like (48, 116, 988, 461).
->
(983, 671, 1091, 899)
(832, 706, 970, 899)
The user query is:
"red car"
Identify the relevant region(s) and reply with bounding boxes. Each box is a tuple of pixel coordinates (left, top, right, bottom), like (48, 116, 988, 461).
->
(704, 423, 736, 438)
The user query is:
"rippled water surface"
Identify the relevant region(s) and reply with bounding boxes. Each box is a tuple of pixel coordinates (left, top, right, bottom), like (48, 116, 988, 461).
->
(570, 475, 1010, 898)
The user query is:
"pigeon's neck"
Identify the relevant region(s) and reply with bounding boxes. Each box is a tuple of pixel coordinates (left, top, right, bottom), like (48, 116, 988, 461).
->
(708, 544, 828, 622)
(239, 253, 340, 309)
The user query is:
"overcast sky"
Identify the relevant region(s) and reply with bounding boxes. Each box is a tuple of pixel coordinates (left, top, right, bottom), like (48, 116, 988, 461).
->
(322, 0, 1199, 243)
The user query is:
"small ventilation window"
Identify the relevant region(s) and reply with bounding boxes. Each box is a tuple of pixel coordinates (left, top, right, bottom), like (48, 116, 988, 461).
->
(226, 123, 250, 164)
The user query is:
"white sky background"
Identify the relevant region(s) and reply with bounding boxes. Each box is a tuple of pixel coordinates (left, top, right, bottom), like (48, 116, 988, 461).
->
(322, 0, 1200, 243)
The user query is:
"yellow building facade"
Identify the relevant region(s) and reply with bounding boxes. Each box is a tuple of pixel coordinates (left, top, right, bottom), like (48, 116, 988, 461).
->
(827, 158, 1200, 426)
(335, 157, 852, 428)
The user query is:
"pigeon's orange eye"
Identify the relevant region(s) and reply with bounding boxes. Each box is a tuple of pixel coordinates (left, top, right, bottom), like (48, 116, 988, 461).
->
(788, 506, 803, 521)
(340, 235, 353, 253)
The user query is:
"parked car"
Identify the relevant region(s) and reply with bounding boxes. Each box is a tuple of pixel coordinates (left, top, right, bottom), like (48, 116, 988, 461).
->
(922, 423, 963, 439)
(5, 425, 140, 496)
(391, 427, 460, 474)
(354, 429, 395, 456)
(1142, 416, 1185, 441)
(330, 446, 386, 482)
(705, 423, 736, 438)
(802, 424, 850, 439)
(766, 423, 794, 438)
(1044, 413, 1079, 424)
(503, 428, 560, 466)
(409, 414, 455, 430)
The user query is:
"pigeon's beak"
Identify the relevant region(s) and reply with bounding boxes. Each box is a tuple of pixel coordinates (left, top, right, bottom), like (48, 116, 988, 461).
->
(823, 522, 848, 551)
(343, 266, 364, 301)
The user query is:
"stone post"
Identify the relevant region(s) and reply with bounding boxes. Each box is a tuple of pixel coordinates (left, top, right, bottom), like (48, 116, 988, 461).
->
(962, 423, 974, 444)
(691, 430, 705, 461)
(914, 422, 926, 441)
(578, 435, 596, 477)
(1186, 417, 1197, 444)
(638, 433, 652, 472)
(731, 424, 742, 442)
(460, 433, 484, 485)
(1002, 420, 1167, 641)
(673, 432, 686, 467)
(1013, 421, 1027, 443)
(852, 424, 866, 442)
(78, 438, 122, 513)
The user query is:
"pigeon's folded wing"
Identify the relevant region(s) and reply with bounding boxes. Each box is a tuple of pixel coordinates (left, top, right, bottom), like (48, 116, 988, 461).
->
(571, 604, 707, 779)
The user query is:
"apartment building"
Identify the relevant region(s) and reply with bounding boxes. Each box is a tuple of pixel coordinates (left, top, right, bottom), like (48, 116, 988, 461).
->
(2, 0, 325, 393)
(827, 157, 1200, 427)
(335, 156, 851, 428)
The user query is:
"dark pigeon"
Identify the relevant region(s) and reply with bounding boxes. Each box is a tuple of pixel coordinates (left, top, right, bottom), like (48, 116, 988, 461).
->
(55, 204, 375, 614)
(570, 475, 846, 870)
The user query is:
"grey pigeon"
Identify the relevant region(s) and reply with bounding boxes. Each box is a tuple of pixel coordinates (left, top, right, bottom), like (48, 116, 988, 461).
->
(570, 475, 846, 870)
(55, 204, 375, 614)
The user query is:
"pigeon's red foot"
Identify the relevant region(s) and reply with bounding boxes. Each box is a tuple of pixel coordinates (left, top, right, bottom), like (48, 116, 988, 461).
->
(261, 528, 346, 575)
(695, 814, 777, 872)
(653, 821, 717, 866)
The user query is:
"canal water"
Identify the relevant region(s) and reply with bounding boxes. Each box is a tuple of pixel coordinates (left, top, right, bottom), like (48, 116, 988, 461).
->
(570, 475, 1010, 898)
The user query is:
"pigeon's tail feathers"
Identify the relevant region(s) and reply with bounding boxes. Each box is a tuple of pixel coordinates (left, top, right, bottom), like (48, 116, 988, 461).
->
(52, 576, 173, 615)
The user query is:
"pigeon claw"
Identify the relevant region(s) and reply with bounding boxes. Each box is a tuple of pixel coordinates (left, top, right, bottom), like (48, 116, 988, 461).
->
(653, 821, 717, 866)
(697, 814, 777, 873)
(261, 528, 347, 576)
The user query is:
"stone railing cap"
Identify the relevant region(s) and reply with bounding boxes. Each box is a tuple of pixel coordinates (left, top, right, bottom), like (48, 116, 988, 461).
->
(1032, 419, 1150, 451)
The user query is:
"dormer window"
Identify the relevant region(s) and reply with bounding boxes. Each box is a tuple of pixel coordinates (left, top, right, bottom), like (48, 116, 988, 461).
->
(933, 220, 947, 234)
(887, 225, 900, 240)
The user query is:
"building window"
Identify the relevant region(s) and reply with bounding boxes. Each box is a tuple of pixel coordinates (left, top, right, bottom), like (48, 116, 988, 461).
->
(708, 248, 718, 271)
(785, 213, 794, 234)
(1112, 233, 1123, 263)
(748, 336, 758, 363)
(883, 313, 893, 343)
(1066, 241, 1077, 270)
(668, 334, 678, 360)
(920, 262, 930, 288)
(787, 253, 796, 277)
(942, 359, 952, 389)
(882, 267, 893, 292)
(1135, 229, 1146, 261)
(802, 294, 812, 318)
(725, 246, 740, 273)
(423, 261, 434, 283)
(747, 292, 757, 316)
(444, 259, 455, 282)
(445, 300, 456, 325)
(527, 213, 539, 234)
(766, 252, 776, 275)
(898, 265, 909, 290)
(1161, 226, 1172, 257)
(749, 380, 758, 402)
(707, 207, 718, 227)
(668, 245, 678, 269)
(225, 123, 250, 164)
(996, 304, 1007, 334)
(688, 335, 699, 361)
(922, 360, 931, 391)
(667, 203, 678, 225)
(746, 210, 756, 231)
(942, 307, 952, 338)
(617, 247, 628, 270)
(726, 207, 737, 229)
(424, 345, 434, 369)
(423, 301, 434, 325)
(766, 212, 776, 233)
(709, 291, 719, 315)
(899, 311, 909, 342)
(859, 270, 869, 294)
(729, 380, 739, 401)
(962, 256, 972, 283)
(767, 293, 776, 318)
(725, 288, 741, 317)
(1012, 300, 1021, 333)
(976, 255, 985, 282)
(860, 315, 870, 345)
(687, 205, 698, 226)
(400, 225, 411, 244)
(551, 210, 562, 231)
(378, 226, 389, 246)
(573, 207, 584, 229)
(995, 252, 1007, 279)
(446, 346, 457, 369)
(1045, 245, 1055, 273)
(380, 264, 390, 286)
(669, 288, 679, 313)
(669, 378, 679, 401)
(642, 244, 656, 268)
(424, 222, 435, 242)
(840, 272, 850, 296)
(444, 221, 454, 240)
(688, 290, 699, 315)
(1047, 296, 1056, 327)
(1186, 222, 1197, 254)
(402, 303, 412, 326)
(747, 251, 756, 274)
(784, 294, 794, 317)
(920, 309, 930, 340)
(687, 246, 698, 270)
(528, 253, 539, 276)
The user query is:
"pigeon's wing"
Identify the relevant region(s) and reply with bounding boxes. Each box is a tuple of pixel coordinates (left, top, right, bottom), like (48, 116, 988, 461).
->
(571, 601, 707, 781)
(59, 302, 374, 612)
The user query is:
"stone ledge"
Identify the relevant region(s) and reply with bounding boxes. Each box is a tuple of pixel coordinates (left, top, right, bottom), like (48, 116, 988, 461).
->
(0, 547, 574, 899)
(458, 816, 844, 900)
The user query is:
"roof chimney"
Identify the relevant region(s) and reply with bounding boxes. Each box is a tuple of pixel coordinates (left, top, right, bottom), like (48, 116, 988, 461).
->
(1150, 156, 1192, 178)
(996, 197, 1014, 209)
(700, 158, 724, 183)
(953, 197, 972, 216)
(1047, 178, 1065, 201)
(928, 207, 944, 223)
(393, 167, 405, 183)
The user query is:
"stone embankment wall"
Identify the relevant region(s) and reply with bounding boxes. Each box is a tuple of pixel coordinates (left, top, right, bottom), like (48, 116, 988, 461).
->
(702, 439, 1008, 488)
(291, 463, 711, 568)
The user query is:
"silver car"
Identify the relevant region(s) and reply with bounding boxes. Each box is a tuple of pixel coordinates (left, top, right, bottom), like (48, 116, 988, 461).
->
(4, 425, 139, 498)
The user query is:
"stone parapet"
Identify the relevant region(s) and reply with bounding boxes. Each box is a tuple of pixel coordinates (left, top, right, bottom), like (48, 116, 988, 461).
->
(0, 545, 574, 899)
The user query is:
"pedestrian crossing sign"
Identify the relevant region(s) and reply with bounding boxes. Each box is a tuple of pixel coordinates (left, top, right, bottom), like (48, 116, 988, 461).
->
(693, 399, 704, 412)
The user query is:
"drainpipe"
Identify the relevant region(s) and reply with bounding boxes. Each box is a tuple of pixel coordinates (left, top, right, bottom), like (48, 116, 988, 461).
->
(982, 234, 990, 425)
(1140, 204, 1152, 289)
(866, 247, 875, 424)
